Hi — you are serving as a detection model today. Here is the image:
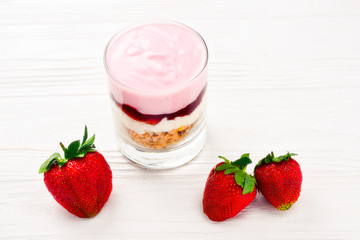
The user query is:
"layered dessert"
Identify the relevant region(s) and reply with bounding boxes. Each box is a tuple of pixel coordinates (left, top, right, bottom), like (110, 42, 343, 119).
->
(105, 22, 208, 149)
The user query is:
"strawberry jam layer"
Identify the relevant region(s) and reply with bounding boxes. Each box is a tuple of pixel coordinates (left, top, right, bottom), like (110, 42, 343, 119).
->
(112, 86, 206, 125)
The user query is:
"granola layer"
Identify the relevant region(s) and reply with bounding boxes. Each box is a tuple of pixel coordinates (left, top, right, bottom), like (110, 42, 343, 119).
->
(129, 123, 194, 149)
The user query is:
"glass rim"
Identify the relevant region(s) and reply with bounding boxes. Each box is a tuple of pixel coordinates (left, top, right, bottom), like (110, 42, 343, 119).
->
(103, 20, 209, 94)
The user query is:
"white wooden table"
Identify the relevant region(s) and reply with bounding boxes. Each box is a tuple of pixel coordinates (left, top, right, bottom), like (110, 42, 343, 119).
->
(1, 0, 360, 239)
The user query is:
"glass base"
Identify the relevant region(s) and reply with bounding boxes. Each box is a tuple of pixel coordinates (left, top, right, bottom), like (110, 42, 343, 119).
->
(117, 127, 206, 169)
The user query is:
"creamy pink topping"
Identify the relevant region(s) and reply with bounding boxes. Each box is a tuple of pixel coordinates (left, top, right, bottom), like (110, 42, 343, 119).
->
(105, 21, 207, 115)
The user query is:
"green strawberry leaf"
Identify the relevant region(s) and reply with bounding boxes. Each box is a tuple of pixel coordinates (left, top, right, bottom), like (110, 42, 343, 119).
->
(263, 153, 274, 163)
(65, 140, 81, 159)
(224, 167, 237, 175)
(75, 150, 86, 158)
(242, 175, 256, 194)
(39, 152, 61, 173)
(80, 134, 95, 151)
(218, 156, 231, 164)
(234, 171, 245, 187)
(58, 158, 68, 167)
(216, 163, 232, 171)
(39, 126, 98, 174)
(82, 125, 88, 145)
(275, 152, 297, 162)
(217, 154, 254, 191)
(232, 153, 252, 169)
(240, 153, 250, 159)
(255, 152, 297, 169)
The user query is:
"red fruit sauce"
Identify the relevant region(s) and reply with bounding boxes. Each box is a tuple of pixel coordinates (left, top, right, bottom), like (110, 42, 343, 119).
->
(111, 87, 206, 125)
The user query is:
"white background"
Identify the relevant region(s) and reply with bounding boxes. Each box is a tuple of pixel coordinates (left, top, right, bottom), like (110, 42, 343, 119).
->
(1, 0, 360, 239)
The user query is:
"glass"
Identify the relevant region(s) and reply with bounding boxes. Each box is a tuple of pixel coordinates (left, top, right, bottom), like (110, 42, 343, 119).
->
(104, 21, 208, 169)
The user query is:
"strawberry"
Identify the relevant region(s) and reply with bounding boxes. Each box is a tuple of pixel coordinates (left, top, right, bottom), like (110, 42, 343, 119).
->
(202, 154, 257, 221)
(254, 152, 302, 211)
(39, 126, 112, 218)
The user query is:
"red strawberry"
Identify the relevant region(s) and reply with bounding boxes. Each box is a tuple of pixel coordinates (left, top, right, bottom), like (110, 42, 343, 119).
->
(254, 152, 302, 211)
(39, 126, 112, 218)
(203, 154, 257, 221)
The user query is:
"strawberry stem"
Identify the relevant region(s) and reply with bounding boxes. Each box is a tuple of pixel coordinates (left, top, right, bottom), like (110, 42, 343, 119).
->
(60, 142, 66, 152)
(255, 152, 297, 170)
(216, 154, 256, 194)
(39, 125, 97, 174)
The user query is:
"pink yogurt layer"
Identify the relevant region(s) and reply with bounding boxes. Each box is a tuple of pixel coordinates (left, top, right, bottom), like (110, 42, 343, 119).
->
(105, 21, 208, 115)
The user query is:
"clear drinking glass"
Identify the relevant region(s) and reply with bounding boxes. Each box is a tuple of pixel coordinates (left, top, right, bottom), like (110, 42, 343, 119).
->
(104, 21, 208, 169)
